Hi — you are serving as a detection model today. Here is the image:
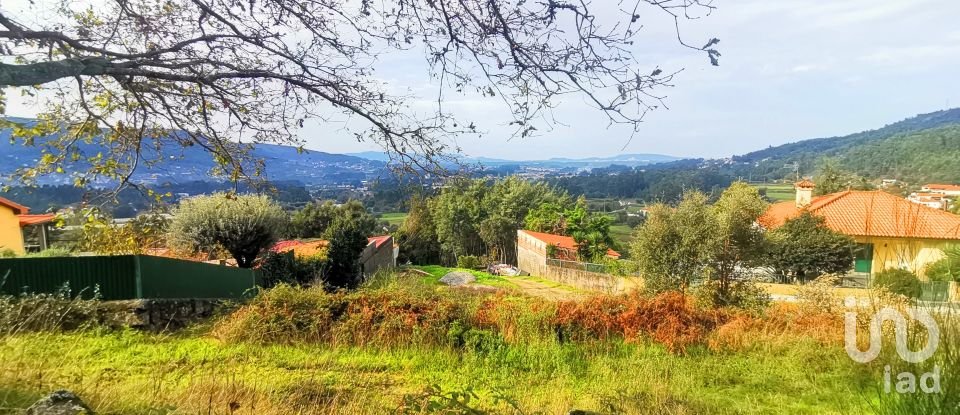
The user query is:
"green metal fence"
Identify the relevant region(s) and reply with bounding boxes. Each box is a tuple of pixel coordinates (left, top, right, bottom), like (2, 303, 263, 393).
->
(919, 281, 951, 303)
(0, 255, 258, 300)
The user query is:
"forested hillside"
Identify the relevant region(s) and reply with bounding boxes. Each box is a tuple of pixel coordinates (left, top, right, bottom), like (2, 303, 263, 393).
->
(555, 109, 960, 201)
(728, 108, 960, 182)
(832, 125, 960, 183)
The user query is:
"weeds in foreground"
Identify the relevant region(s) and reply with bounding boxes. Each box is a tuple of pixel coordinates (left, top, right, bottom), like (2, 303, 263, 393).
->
(0, 272, 101, 336)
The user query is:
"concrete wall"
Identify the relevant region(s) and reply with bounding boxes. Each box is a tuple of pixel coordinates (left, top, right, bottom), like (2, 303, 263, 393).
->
(856, 236, 950, 279)
(361, 237, 396, 276)
(517, 230, 641, 293)
(0, 205, 24, 255)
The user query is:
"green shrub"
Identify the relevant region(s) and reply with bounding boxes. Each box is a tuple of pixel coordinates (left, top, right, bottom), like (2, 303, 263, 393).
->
(23, 247, 73, 258)
(0, 249, 16, 258)
(456, 255, 483, 270)
(693, 279, 770, 312)
(0, 277, 101, 335)
(873, 269, 922, 298)
(258, 251, 325, 288)
(926, 245, 960, 282)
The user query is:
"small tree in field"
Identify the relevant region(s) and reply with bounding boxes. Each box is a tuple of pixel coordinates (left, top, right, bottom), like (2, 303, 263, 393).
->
(631, 191, 718, 293)
(168, 193, 287, 268)
(765, 211, 856, 282)
(708, 182, 768, 305)
(323, 215, 370, 289)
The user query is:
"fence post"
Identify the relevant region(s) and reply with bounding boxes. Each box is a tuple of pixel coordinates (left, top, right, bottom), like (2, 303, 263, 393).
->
(134, 255, 144, 299)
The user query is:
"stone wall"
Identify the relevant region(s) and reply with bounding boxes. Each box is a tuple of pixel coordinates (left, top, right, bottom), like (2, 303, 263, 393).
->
(100, 298, 226, 331)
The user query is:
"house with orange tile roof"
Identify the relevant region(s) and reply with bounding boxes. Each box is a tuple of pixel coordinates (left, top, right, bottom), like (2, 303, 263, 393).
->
(517, 230, 621, 262)
(0, 197, 56, 255)
(921, 184, 960, 197)
(270, 235, 397, 276)
(760, 182, 960, 279)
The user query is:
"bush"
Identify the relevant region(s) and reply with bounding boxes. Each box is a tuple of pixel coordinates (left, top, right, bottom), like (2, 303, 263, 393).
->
(873, 268, 922, 298)
(554, 291, 729, 353)
(0, 278, 101, 335)
(23, 247, 73, 258)
(258, 251, 325, 288)
(926, 245, 960, 282)
(214, 277, 464, 346)
(456, 255, 483, 270)
(692, 279, 770, 312)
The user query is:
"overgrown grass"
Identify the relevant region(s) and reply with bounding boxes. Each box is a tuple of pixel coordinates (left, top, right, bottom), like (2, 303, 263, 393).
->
(2, 273, 957, 414)
(0, 328, 874, 414)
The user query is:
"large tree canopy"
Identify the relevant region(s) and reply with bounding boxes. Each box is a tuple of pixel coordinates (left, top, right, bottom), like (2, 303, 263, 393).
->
(1, 0, 718, 185)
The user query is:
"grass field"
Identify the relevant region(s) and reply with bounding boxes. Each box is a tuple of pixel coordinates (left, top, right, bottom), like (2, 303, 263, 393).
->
(0, 328, 875, 414)
(610, 224, 634, 249)
(379, 212, 408, 226)
(409, 265, 515, 288)
(750, 183, 795, 202)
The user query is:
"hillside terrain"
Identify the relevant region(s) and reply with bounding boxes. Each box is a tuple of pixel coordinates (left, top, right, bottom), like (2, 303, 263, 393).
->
(0, 121, 385, 187)
(728, 108, 960, 183)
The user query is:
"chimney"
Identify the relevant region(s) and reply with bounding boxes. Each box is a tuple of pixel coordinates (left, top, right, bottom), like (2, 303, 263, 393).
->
(795, 179, 815, 208)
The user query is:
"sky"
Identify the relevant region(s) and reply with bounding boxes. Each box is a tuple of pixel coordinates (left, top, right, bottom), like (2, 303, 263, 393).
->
(4, 0, 960, 160)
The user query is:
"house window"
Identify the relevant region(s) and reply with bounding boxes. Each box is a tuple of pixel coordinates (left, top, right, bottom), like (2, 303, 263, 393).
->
(854, 243, 874, 273)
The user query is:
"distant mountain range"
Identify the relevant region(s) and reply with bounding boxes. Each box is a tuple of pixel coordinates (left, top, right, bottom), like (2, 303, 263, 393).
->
(0, 124, 385, 186)
(346, 151, 682, 168)
(5, 106, 960, 188)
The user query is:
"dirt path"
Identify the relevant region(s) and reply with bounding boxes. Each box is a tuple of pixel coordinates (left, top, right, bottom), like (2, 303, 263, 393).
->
(502, 276, 582, 301)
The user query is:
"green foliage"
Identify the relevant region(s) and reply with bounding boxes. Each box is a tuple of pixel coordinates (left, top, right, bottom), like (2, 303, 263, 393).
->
(692, 280, 770, 313)
(455, 255, 483, 270)
(873, 269, 922, 298)
(523, 202, 567, 234)
(394, 195, 441, 265)
(430, 177, 567, 265)
(524, 196, 616, 262)
(0, 279, 101, 335)
(630, 182, 769, 308)
(22, 247, 73, 258)
(765, 212, 856, 282)
(290, 200, 378, 239)
(813, 158, 874, 195)
(0, 249, 16, 258)
(323, 214, 370, 289)
(258, 251, 325, 288)
(77, 210, 170, 255)
(926, 245, 960, 282)
(631, 191, 717, 294)
(168, 193, 288, 268)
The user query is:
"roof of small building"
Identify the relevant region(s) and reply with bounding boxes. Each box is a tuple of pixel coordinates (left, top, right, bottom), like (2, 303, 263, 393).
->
(0, 197, 29, 215)
(924, 184, 960, 191)
(760, 190, 960, 240)
(520, 230, 621, 258)
(18, 214, 56, 226)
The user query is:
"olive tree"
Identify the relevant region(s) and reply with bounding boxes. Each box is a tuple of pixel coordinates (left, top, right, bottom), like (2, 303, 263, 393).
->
(168, 193, 287, 267)
(765, 211, 856, 282)
(2, 0, 719, 186)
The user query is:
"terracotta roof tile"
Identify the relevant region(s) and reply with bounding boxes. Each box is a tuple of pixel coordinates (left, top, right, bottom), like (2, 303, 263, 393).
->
(0, 197, 29, 215)
(924, 184, 960, 191)
(795, 179, 816, 189)
(760, 190, 960, 240)
(18, 214, 55, 226)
